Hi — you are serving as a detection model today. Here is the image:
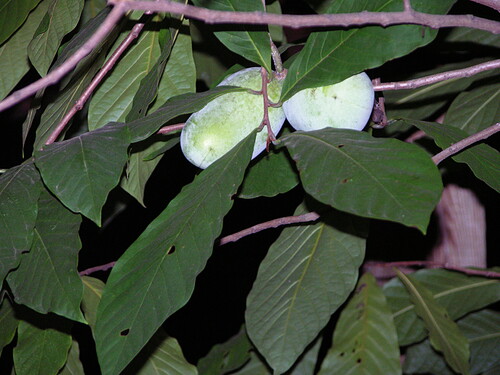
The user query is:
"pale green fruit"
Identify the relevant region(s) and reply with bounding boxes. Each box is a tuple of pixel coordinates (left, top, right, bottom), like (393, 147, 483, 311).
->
(180, 67, 286, 169)
(283, 72, 374, 132)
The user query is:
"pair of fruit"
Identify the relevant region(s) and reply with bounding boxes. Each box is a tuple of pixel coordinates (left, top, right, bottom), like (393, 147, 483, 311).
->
(180, 67, 375, 169)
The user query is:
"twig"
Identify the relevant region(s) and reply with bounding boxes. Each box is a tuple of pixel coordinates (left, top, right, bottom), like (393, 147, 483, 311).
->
(373, 59, 500, 91)
(45, 22, 147, 146)
(0, 2, 128, 113)
(368, 260, 500, 278)
(107, 0, 500, 34)
(157, 122, 185, 134)
(79, 261, 116, 276)
(432, 122, 500, 165)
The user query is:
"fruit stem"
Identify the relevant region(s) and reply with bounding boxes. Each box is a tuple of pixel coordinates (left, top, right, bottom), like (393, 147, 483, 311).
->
(257, 67, 277, 150)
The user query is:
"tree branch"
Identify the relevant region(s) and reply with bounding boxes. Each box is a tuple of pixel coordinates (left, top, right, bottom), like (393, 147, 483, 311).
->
(469, 0, 500, 11)
(108, 0, 500, 33)
(432, 122, 500, 165)
(373, 59, 500, 91)
(45, 22, 146, 146)
(79, 261, 116, 276)
(157, 122, 185, 134)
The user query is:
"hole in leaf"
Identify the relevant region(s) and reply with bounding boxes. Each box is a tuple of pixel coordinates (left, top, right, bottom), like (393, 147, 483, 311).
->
(339, 352, 345, 357)
(120, 329, 130, 336)
(167, 246, 176, 255)
(352, 348, 356, 353)
(341, 178, 349, 184)
(337, 144, 344, 148)
(357, 358, 362, 363)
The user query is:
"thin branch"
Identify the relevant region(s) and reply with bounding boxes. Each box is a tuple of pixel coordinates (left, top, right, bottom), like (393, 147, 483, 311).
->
(157, 122, 185, 134)
(108, 0, 500, 33)
(218, 212, 320, 245)
(79, 261, 116, 276)
(469, 0, 500, 11)
(374, 260, 500, 278)
(44, 22, 146, 146)
(373, 59, 500, 91)
(432, 122, 500, 165)
(0, 3, 128, 113)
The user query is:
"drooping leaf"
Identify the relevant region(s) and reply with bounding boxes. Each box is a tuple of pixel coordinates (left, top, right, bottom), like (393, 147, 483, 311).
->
(384, 269, 500, 346)
(59, 339, 85, 375)
(0, 161, 42, 284)
(0, 0, 42, 45)
(88, 18, 162, 130)
(28, 0, 84, 76)
(266, 1, 284, 44)
(0, 0, 49, 101)
(282, 129, 443, 233)
(191, 0, 271, 72)
(13, 312, 72, 375)
(318, 272, 401, 375)
(126, 330, 198, 375)
(7, 189, 85, 323)
(94, 131, 256, 375)
(445, 82, 500, 134)
(281, 0, 456, 101)
(238, 146, 299, 199)
(404, 309, 500, 375)
(396, 270, 470, 375)
(401, 119, 500, 193)
(0, 298, 18, 355)
(126, 86, 247, 142)
(246, 204, 367, 374)
(35, 123, 131, 226)
(197, 326, 252, 375)
(81, 276, 105, 331)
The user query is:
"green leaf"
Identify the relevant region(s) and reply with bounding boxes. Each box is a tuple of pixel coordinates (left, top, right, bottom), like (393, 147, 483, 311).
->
(402, 119, 500, 193)
(384, 269, 500, 346)
(7, 189, 85, 323)
(318, 273, 401, 375)
(266, 1, 284, 44)
(126, 330, 198, 375)
(13, 313, 72, 375)
(246, 204, 367, 374)
(197, 326, 252, 375)
(126, 86, 247, 142)
(88, 20, 162, 130)
(282, 129, 443, 233)
(230, 352, 271, 375)
(0, 162, 42, 284)
(288, 336, 322, 375)
(280, 0, 456, 101)
(81, 276, 105, 331)
(34, 123, 131, 226)
(59, 339, 85, 375)
(445, 82, 500, 134)
(80, 0, 106, 25)
(0, 0, 49, 101)
(28, 0, 84, 76)
(404, 310, 500, 375)
(33, 8, 113, 149)
(396, 270, 470, 375)
(0, 0, 42, 45)
(191, 0, 271, 72)
(94, 131, 256, 375)
(0, 299, 18, 355)
(238, 147, 299, 199)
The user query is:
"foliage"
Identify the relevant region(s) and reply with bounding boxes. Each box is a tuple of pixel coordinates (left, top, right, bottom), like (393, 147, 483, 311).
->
(0, 0, 498, 374)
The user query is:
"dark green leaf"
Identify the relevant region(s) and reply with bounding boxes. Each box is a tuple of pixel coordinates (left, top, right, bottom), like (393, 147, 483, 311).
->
(0, 299, 18, 354)
(282, 129, 443, 233)
(404, 310, 500, 375)
(402, 119, 500, 193)
(239, 147, 299, 199)
(246, 204, 367, 374)
(94, 131, 256, 375)
(13, 312, 72, 375)
(384, 269, 500, 346)
(445, 82, 500, 134)
(28, 0, 84, 76)
(191, 0, 271, 72)
(318, 273, 401, 375)
(0, 0, 42, 45)
(197, 326, 252, 375)
(7, 189, 84, 323)
(281, 0, 456, 101)
(143, 136, 180, 161)
(396, 270, 470, 375)
(59, 339, 85, 375)
(0, 162, 42, 284)
(35, 123, 131, 226)
(80, 0, 106, 25)
(230, 352, 271, 375)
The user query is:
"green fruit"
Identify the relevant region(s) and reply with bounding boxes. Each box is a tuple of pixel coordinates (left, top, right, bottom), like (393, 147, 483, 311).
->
(283, 72, 374, 132)
(180, 67, 286, 169)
